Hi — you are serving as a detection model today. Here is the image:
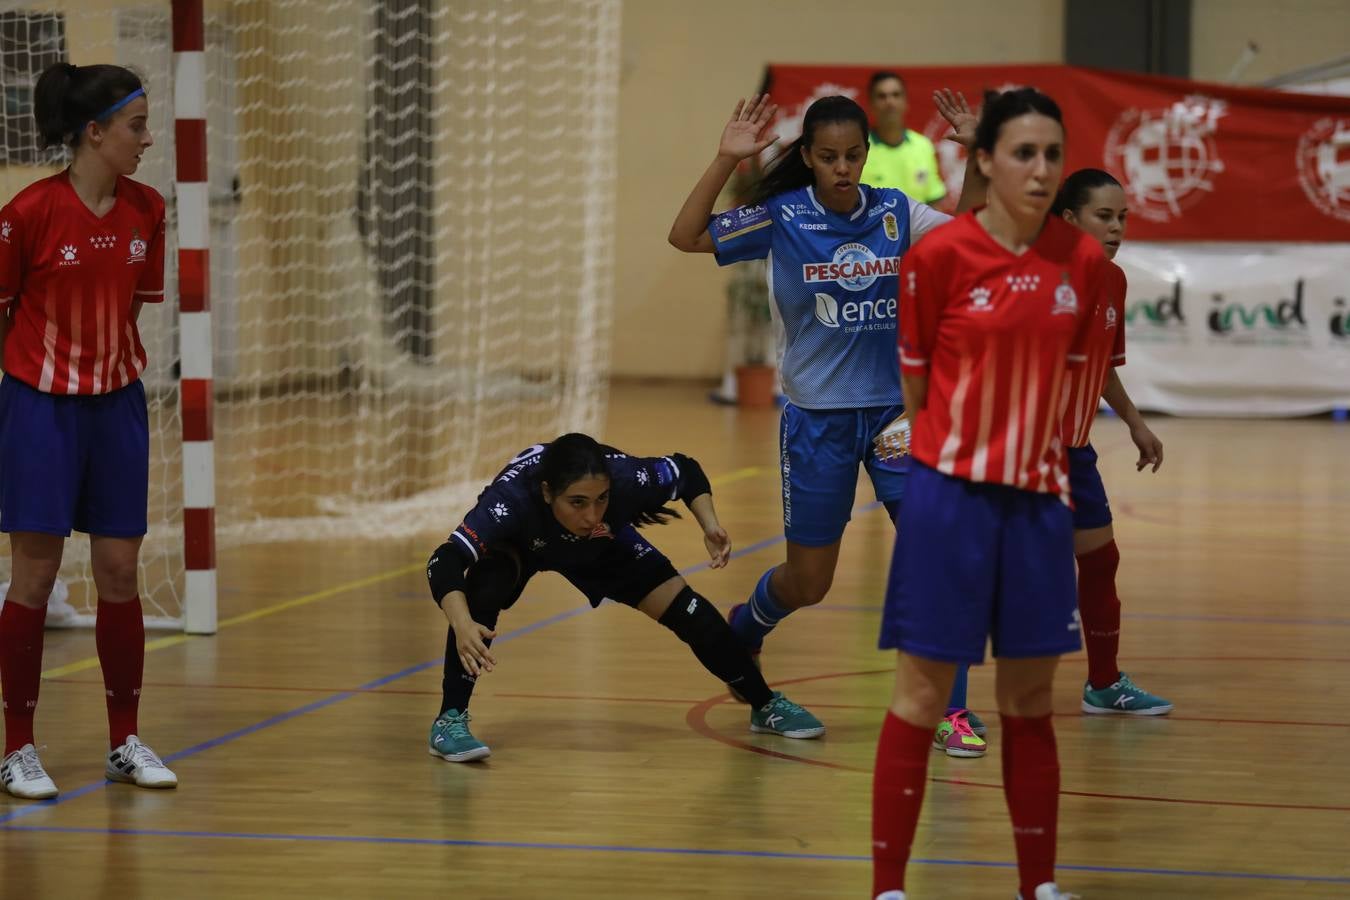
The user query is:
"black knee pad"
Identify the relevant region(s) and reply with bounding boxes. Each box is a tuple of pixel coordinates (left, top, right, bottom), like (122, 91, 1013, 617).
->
(465, 547, 527, 615)
(658, 586, 725, 644)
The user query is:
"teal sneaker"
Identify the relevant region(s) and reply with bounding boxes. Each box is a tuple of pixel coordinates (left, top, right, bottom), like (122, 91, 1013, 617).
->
(428, 709, 491, 762)
(964, 708, 987, 737)
(750, 692, 825, 739)
(1081, 672, 1173, 716)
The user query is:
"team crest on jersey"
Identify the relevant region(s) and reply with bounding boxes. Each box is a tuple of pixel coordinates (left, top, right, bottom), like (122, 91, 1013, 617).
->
(882, 212, 899, 241)
(127, 230, 147, 264)
(0, 221, 11, 243)
(1104, 306, 1119, 329)
(1052, 275, 1079, 315)
(589, 522, 613, 540)
(802, 242, 899, 292)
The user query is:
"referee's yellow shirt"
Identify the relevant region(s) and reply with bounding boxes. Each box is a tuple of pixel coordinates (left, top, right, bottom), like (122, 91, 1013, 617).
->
(861, 129, 946, 204)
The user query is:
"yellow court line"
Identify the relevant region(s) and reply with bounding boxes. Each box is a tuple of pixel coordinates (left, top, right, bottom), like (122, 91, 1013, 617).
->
(710, 466, 764, 486)
(39, 464, 772, 680)
(40, 563, 425, 679)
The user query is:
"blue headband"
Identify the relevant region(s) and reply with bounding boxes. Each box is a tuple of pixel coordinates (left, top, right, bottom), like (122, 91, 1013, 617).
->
(92, 87, 145, 123)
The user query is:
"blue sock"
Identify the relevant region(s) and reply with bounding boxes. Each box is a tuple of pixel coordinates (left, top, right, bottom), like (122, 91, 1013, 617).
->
(730, 569, 791, 649)
(946, 663, 970, 714)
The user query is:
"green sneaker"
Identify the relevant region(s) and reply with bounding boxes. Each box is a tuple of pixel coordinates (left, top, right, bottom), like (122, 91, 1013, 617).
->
(933, 711, 987, 758)
(428, 709, 491, 762)
(750, 692, 825, 739)
(1081, 672, 1173, 716)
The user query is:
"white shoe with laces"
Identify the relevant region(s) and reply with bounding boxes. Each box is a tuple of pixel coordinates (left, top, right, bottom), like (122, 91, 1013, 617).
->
(106, 735, 178, 789)
(875, 892, 907, 900)
(1, 744, 58, 799)
(1017, 883, 1081, 900)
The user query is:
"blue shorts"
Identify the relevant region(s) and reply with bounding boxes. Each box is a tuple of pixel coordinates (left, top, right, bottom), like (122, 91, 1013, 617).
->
(0, 376, 149, 537)
(878, 461, 1081, 664)
(780, 402, 907, 546)
(1067, 444, 1113, 531)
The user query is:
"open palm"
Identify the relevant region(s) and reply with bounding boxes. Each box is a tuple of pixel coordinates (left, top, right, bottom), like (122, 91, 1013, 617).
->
(719, 94, 779, 161)
(934, 88, 977, 148)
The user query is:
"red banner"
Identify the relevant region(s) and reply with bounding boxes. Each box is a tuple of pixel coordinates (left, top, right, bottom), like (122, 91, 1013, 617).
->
(762, 64, 1350, 242)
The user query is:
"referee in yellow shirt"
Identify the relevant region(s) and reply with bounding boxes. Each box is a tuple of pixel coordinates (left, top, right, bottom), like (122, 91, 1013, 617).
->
(861, 71, 946, 205)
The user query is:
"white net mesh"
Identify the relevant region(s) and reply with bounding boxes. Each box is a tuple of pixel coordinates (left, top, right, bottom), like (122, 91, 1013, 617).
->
(0, 0, 619, 627)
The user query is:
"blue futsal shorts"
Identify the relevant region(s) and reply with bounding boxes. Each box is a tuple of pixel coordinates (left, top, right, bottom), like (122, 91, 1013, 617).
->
(779, 402, 908, 546)
(0, 376, 149, 537)
(1066, 443, 1113, 531)
(878, 460, 1082, 664)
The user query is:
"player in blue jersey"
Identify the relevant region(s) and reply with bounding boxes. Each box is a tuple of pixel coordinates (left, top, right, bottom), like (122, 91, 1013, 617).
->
(668, 93, 991, 756)
(423, 433, 824, 762)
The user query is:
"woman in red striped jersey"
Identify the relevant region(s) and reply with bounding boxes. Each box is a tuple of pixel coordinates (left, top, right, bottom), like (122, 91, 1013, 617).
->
(0, 63, 176, 799)
(871, 89, 1107, 900)
(1052, 169, 1171, 717)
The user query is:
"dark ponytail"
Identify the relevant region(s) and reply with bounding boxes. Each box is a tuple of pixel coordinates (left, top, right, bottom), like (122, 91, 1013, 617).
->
(34, 62, 144, 149)
(753, 95, 869, 203)
(973, 87, 1062, 154)
(537, 433, 610, 497)
(1052, 168, 1122, 217)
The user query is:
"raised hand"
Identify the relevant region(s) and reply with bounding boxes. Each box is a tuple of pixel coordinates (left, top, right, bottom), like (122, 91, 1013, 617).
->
(933, 89, 977, 148)
(718, 94, 780, 161)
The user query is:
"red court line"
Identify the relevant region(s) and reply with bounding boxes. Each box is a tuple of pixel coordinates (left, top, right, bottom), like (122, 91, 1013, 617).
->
(683, 670, 1350, 812)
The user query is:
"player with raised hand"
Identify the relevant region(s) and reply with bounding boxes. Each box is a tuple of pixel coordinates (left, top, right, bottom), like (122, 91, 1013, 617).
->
(1052, 168, 1171, 717)
(667, 90, 992, 757)
(871, 88, 1108, 900)
(424, 433, 824, 762)
(0, 63, 176, 799)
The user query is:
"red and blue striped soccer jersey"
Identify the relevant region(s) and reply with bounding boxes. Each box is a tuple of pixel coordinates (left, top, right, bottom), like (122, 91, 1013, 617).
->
(898, 213, 1109, 498)
(0, 171, 165, 395)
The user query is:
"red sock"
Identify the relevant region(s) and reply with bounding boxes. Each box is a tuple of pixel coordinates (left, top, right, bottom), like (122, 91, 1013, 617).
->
(96, 596, 145, 748)
(1001, 713, 1060, 899)
(1077, 541, 1122, 690)
(0, 601, 46, 755)
(872, 711, 933, 896)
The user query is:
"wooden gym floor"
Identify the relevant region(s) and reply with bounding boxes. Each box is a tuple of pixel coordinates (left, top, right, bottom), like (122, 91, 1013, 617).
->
(1, 381, 1347, 899)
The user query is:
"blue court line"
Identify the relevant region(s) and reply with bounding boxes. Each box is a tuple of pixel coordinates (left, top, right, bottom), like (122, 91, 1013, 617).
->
(2, 498, 1346, 886)
(1, 824, 1347, 885)
(0, 603, 596, 826)
(0, 509, 816, 827)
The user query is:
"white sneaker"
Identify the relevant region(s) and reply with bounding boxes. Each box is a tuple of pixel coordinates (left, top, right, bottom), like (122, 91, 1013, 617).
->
(106, 736, 178, 789)
(875, 892, 907, 900)
(1017, 883, 1080, 900)
(1, 744, 59, 799)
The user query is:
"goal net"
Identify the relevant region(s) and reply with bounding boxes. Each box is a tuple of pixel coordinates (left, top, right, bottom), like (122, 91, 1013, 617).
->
(0, 0, 619, 627)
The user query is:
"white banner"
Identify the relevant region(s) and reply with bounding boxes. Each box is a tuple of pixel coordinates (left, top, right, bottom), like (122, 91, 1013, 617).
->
(1114, 243, 1350, 416)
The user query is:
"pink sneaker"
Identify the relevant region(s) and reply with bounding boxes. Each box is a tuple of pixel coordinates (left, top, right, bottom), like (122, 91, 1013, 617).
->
(932, 709, 987, 758)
